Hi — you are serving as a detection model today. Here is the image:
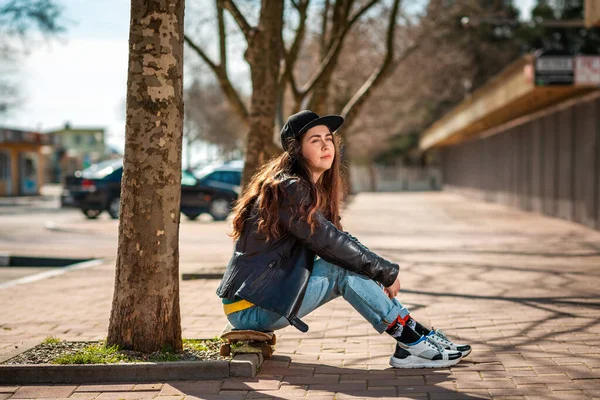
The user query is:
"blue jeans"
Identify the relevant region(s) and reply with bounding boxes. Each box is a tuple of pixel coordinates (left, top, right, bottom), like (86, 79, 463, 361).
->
(227, 257, 410, 334)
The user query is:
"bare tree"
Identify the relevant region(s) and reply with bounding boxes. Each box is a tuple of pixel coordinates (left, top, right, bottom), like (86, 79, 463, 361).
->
(282, 0, 387, 118)
(351, 0, 522, 164)
(286, 0, 410, 191)
(107, 0, 185, 353)
(186, 0, 284, 187)
(186, 0, 450, 192)
(184, 78, 245, 162)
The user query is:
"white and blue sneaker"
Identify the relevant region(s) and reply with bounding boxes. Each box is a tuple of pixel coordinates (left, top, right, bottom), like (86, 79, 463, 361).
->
(389, 336, 462, 369)
(426, 328, 472, 357)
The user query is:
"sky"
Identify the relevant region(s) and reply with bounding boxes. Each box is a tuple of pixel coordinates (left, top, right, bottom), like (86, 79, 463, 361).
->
(1, 0, 536, 161)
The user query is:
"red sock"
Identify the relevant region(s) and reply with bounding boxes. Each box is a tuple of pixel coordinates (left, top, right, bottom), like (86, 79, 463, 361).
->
(386, 314, 410, 331)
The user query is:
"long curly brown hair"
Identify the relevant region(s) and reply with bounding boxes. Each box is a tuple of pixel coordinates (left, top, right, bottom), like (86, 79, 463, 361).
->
(229, 132, 345, 241)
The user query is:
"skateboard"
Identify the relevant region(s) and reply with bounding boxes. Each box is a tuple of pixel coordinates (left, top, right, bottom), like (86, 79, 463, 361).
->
(219, 323, 276, 359)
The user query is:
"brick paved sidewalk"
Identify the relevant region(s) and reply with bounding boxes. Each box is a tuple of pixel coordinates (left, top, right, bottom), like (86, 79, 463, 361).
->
(1, 192, 600, 399)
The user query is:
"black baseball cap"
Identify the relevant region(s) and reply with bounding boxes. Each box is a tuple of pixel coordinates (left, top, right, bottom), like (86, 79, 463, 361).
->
(280, 110, 344, 151)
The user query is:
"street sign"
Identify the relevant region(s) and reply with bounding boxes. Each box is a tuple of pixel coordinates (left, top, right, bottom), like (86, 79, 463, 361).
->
(574, 56, 600, 86)
(534, 55, 574, 86)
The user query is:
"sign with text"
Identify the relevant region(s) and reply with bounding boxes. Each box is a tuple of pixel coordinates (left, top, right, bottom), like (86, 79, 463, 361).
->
(535, 55, 574, 86)
(575, 56, 600, 86)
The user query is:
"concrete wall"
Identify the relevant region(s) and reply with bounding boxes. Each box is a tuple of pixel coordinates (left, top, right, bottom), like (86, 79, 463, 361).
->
(350, 165, 442, 193)
(441, 92, 600, 230)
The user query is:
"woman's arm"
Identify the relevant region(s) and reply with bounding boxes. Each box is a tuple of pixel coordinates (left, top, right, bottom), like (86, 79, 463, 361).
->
(278, 179, 399, 287)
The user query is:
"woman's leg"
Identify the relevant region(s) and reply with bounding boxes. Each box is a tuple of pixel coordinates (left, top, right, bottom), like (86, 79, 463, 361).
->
(228, 258, 411, 333)
(226, 258, 465, 368)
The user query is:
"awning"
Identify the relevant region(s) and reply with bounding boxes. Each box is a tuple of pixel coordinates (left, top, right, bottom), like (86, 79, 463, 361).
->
(420, 54, 598, 150)
(586, 0, 600, 28)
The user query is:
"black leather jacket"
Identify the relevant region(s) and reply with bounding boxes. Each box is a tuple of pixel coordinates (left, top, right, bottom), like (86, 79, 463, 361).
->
(216, 176, 399, 332)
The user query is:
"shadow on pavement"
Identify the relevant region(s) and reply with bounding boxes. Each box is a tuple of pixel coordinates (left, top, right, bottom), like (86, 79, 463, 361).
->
(166, 354, 490, 399)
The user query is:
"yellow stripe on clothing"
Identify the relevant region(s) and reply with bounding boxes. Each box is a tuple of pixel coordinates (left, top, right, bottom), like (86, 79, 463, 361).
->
(223, 299, 255, 315)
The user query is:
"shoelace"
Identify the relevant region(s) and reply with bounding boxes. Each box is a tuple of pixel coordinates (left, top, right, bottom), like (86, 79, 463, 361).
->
(434, 328, 450, 341)
(433, 329, 452, 345)
(425, 337, 446, 354)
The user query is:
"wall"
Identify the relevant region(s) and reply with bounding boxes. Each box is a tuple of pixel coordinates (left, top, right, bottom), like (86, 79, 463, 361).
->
(350, 165, 442, 193)
(441, 92, 600, 230)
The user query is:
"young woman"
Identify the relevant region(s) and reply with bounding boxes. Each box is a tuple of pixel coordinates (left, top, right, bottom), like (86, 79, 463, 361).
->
(217, 110, 471, 368)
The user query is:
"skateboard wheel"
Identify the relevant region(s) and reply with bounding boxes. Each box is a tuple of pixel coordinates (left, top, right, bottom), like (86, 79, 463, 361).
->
(262, 345, 273, 359)
(220, 343, 231, 357)
(267, 335, 276, 346)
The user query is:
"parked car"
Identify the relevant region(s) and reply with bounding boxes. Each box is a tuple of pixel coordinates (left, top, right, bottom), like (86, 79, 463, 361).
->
(192, 161, 242, 194)
(61, 159, 237, 221)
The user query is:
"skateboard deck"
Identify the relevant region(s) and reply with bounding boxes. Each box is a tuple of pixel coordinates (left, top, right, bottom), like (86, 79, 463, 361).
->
(220, 323, 276, 358)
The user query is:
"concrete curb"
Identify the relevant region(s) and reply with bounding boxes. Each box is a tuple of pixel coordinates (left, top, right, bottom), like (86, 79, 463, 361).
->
(0, 257, 105, 290)
(230, 353, 263, 378)
(0, 354, 264, 384)
(0, 340, 41, 364)
(181, 272, 223, 280)
(181, 266, 226, 280)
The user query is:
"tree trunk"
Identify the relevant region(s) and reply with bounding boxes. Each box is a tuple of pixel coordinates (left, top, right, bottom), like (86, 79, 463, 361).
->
(337, 0, 402, 198)
(340, 130, 354, 195)
(368, 162, 377, 192)
(305, 0, 347, 115)
(186, 138, 192, 170)
(307, 76, 331, 116)
(241, 0, 284, 188)
(107, 0, 185, 353)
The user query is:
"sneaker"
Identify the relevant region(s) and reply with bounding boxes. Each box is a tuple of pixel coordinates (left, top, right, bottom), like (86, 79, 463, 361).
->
(427, 328, 472, 357)
(389, 336, 462, 369)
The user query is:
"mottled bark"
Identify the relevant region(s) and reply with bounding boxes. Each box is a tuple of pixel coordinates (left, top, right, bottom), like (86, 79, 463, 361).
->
(107, 0, 185, 353)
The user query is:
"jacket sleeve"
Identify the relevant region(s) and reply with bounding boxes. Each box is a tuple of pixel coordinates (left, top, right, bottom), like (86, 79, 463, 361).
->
(278, 179, 399, 287)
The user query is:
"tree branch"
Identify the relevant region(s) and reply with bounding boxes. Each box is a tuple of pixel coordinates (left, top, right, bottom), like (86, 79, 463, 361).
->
(279, 0, 308, 96)
(340, 0, 404, 128)
(287, 0, 309, 64)
(276, 0, 309, 128)
(183, 34, 218, 71)
(282, 49, 300, 98)
(320, 0, 330, 56)
(184, 35, 249, 126)
(217, 0, 227, 66)
(221, 0, 252, 40)
(299, 0, 380, 95)
(348, 0, 379, 27)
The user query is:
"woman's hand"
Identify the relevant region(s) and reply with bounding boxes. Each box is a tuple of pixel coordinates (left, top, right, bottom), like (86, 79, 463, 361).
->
(384, 277, 401, 299)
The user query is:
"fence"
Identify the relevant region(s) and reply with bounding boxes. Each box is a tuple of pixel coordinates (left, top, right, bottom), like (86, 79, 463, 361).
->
(350, 165, 442, 193)
(441, 91, 600, 230)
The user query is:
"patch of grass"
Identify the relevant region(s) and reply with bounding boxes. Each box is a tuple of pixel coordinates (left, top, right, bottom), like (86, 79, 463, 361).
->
(148, 352, 180, 362)
(2, 327, 11, 331)
(42, 338, 229, 365)
(230, 342, 244, 350)
(53, 343, 133, 365)
(41, 336, 61, 345)
(183, 338, 222, 352)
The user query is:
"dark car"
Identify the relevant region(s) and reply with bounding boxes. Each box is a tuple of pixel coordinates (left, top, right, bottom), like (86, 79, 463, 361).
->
(61, 159, 237, 221)
(192, 160, 242, 192)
